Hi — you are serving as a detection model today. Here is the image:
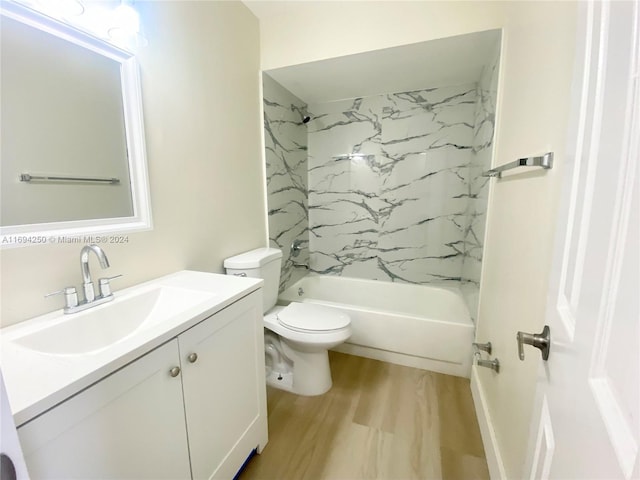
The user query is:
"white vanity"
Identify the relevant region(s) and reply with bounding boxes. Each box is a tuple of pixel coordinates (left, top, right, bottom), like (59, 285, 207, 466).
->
(0, 271, 267, 479)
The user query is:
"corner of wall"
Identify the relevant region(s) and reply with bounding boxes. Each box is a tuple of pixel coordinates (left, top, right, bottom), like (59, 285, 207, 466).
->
(262, 75, 310, 292)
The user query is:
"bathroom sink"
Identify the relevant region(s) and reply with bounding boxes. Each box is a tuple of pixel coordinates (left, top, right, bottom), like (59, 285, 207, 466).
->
(12, 286, 217, 355)
(0, 270, 263, 426)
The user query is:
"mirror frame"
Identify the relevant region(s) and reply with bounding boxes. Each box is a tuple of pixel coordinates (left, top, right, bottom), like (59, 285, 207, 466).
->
(0, 2, 152, 248)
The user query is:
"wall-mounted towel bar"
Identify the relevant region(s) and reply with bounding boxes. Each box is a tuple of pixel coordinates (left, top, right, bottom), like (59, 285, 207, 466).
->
(482, 152, 553, 178)
(19, 173, 120, 185)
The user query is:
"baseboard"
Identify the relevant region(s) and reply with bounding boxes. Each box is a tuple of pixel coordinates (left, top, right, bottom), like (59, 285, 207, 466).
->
(470, 366, 507, 479)
(333, 342, 471, 378)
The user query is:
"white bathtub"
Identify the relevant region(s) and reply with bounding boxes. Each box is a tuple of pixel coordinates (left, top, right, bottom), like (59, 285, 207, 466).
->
(278, 274, 475, 378)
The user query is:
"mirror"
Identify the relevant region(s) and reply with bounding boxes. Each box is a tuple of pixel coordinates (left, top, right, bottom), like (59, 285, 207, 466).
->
(0, 2, 151, 247)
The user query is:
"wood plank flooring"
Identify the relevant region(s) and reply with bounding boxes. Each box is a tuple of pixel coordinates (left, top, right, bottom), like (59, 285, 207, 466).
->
(240, 352, 489, 480)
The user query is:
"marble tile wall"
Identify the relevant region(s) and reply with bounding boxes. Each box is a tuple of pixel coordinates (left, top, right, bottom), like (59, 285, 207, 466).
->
(262, 74, 309, 291)
(460, 45, 500, 319)
(307, 84, 478, 285)
(263, 49, 499, 319)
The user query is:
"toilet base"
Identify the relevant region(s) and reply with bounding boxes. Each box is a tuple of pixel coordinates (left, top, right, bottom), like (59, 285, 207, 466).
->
(264, 333, 334, 396)
(282, 342, 333, 396)
(266, 370, 293, 391)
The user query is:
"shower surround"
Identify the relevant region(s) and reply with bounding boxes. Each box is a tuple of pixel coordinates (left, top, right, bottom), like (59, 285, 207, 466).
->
(307, 83, 478, 284)
(263, 48, 498, 317)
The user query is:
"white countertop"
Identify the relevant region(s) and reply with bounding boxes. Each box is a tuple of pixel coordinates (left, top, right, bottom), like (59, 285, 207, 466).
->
(0, 270, 262, 426)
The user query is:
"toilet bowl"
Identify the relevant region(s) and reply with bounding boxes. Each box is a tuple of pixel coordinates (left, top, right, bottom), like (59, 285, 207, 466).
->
(263, 304, 351, 395)
(223, 247, 351, 396)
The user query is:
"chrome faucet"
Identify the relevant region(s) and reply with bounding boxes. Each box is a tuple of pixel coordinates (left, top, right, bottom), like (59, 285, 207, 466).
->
(46, 244, 121, 314)
(81, 244, 110, 303)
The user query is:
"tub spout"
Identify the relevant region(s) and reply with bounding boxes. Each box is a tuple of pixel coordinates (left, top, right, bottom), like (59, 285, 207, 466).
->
(292, 262, 309, 269)
(474, 352, 500, 373)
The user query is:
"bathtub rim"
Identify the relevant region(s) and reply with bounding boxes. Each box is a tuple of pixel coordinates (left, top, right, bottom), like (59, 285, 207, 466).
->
(278, 273, 473, 326)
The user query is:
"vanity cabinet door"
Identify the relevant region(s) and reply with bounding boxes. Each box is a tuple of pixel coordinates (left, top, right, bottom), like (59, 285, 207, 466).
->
(18, 340, 192, 480)
(179, 291, 267, 480)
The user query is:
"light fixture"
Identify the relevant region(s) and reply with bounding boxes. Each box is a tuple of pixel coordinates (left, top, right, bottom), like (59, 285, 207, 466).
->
(108, 1, 147, 50)
(114, 2, 139, 34)
(9, 0, 147, 52)
(35, 0, 84, 18)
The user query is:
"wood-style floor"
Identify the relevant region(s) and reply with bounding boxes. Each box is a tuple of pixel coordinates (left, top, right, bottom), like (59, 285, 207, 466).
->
(240, 351, 489, 480)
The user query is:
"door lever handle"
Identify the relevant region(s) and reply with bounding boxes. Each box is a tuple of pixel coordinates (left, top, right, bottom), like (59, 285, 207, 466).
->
(516, 325, 550, 361)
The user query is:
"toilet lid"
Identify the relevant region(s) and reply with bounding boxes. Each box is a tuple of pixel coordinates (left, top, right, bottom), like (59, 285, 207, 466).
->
(277, 303, 350, 332)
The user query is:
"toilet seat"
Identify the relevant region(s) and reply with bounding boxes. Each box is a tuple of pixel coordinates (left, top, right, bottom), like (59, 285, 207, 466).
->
(264, 303, 351, 347)
(277, 303, 350, 333)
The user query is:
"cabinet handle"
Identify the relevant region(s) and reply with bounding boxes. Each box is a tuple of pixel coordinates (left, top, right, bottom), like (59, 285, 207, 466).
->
(187, 353, 198, 363)
(169, 366, 181, 377)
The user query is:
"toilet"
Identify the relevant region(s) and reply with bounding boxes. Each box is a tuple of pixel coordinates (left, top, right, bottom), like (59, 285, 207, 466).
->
(224, 248, 351, 396)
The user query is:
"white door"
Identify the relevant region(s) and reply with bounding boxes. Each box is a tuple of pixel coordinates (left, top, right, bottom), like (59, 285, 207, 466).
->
(524, 0, 639, 478)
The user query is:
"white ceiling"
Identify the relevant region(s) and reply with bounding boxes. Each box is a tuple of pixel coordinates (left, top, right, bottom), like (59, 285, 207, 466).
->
(263, 29, 501, 104)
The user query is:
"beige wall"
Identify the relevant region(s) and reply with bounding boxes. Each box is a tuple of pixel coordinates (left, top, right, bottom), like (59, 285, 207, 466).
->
(477, 2, 577, 476)
(245, 1, 577, 477)
(0, 1, 266, 326)
(247, 1, 505, 71)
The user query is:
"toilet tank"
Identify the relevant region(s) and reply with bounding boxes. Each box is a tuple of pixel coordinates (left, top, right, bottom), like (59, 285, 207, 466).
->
(224, 248, 283, 313)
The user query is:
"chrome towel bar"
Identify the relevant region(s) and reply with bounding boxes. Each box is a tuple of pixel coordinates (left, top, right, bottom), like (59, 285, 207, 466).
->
(20, 173, 120, 184)
(482, 152, 553, 178)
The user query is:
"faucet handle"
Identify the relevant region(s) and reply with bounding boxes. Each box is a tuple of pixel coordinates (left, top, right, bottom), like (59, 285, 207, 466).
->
(290, 239, 304, 258)
(98, 274, 123, 298)
(45, 287, 79, 310)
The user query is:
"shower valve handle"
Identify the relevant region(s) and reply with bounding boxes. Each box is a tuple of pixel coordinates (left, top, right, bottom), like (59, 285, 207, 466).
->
(516, 325, 550, 361)
(291, 239, 303, 258)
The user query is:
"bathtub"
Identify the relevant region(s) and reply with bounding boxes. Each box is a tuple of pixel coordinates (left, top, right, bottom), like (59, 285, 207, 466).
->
(278, 274, 475, 378)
